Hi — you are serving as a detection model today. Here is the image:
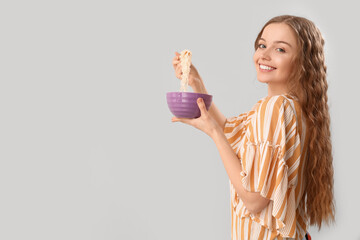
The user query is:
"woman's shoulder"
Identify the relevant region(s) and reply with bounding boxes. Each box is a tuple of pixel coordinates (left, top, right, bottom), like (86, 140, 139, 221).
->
(255, 94, 299, 113)
(234, 94, 299, 126)
(249, 94, 301, 129)
(247, 94, 302, 144)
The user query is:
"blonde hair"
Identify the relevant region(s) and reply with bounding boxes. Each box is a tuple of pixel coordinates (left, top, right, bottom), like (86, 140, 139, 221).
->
(254, 15, 335, 230)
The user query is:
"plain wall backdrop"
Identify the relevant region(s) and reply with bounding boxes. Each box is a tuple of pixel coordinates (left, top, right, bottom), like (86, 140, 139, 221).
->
(1, 0, 359, 239)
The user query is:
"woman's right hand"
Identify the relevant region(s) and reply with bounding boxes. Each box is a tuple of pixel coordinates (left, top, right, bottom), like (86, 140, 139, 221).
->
(172, 52, 202, 89)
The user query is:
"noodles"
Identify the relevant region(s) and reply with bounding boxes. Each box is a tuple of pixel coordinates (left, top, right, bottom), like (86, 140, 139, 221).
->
(179, 49, 192, 92)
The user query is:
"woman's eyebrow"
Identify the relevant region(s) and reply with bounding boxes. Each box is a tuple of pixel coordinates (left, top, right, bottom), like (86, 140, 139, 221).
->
(259, 37, 292, 48)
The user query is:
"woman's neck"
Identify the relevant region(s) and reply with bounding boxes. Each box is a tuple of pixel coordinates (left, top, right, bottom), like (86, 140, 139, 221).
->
(267, 83, 289, 97)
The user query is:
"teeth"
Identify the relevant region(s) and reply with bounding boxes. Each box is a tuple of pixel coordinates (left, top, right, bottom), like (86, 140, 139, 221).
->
(260, 64, 275, 70)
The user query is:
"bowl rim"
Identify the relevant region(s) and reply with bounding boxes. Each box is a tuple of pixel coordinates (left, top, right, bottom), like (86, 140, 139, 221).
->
(166, 92, 212, 97)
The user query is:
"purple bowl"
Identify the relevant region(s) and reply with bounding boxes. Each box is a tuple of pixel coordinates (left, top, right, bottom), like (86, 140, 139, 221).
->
(166, 92, 213, 119)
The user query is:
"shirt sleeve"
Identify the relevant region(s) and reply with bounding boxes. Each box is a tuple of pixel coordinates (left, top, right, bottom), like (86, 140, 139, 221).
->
(240, 95, 302, 234)
(224, 98, 265, 147)
(224, 112, 248, 145)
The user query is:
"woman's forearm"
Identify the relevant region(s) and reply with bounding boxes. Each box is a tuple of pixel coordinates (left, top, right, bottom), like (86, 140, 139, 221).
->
(192, 77, 227, 130)
(211, 127, 270, 214)
(208, 102, 226, 131)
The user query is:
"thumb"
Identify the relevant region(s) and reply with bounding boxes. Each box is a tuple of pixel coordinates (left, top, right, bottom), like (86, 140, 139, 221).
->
(197, 98, 207, 114)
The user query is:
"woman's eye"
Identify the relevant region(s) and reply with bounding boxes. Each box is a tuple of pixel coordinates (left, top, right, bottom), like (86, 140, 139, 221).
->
(258, 44, 285, 53)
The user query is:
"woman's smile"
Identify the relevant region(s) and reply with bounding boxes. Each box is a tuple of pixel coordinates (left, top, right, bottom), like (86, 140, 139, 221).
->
(259, 64, 276, 72)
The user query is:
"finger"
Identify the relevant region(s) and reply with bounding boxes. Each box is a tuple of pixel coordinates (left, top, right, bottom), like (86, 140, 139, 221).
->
(171, 116, 191, 125)
(176, 65, 183, 76)
(197, 98, 208, 114)
(176, 64, 182, 72)
(172, 60, 180, 66)
(174, 65, 181, 77)
(175, 66, 182, 78)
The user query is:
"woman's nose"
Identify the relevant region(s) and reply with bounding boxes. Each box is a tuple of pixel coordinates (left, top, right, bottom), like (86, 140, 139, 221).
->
(260, 48, 271, 60)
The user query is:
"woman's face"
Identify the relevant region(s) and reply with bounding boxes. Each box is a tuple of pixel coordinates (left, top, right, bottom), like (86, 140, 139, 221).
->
(253, 23, 299, 88)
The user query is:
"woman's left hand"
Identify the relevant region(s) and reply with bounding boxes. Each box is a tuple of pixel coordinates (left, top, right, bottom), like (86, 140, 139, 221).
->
(171, 98, 220, 138)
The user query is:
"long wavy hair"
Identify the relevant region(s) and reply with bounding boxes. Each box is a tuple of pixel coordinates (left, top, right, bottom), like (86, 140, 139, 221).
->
(254, 15, 335, 229)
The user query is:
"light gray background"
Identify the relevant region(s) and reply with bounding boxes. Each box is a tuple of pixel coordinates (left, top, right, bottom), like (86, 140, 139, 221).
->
(0, 0, 359, 239)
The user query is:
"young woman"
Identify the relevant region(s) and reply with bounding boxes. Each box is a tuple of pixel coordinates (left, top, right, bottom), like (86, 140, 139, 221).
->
(171, 15, 335, 240)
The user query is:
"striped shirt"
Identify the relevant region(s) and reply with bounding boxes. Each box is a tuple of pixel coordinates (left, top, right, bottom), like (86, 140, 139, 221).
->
(224, 94, 310, 240)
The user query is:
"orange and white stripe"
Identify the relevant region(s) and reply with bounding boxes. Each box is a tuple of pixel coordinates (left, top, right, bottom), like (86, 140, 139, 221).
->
(224, 94, 310, 240)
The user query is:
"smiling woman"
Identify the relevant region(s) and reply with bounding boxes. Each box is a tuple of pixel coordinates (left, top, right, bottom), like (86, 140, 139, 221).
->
(253, 23, 299, 96)
(171, 14, 334, 240)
